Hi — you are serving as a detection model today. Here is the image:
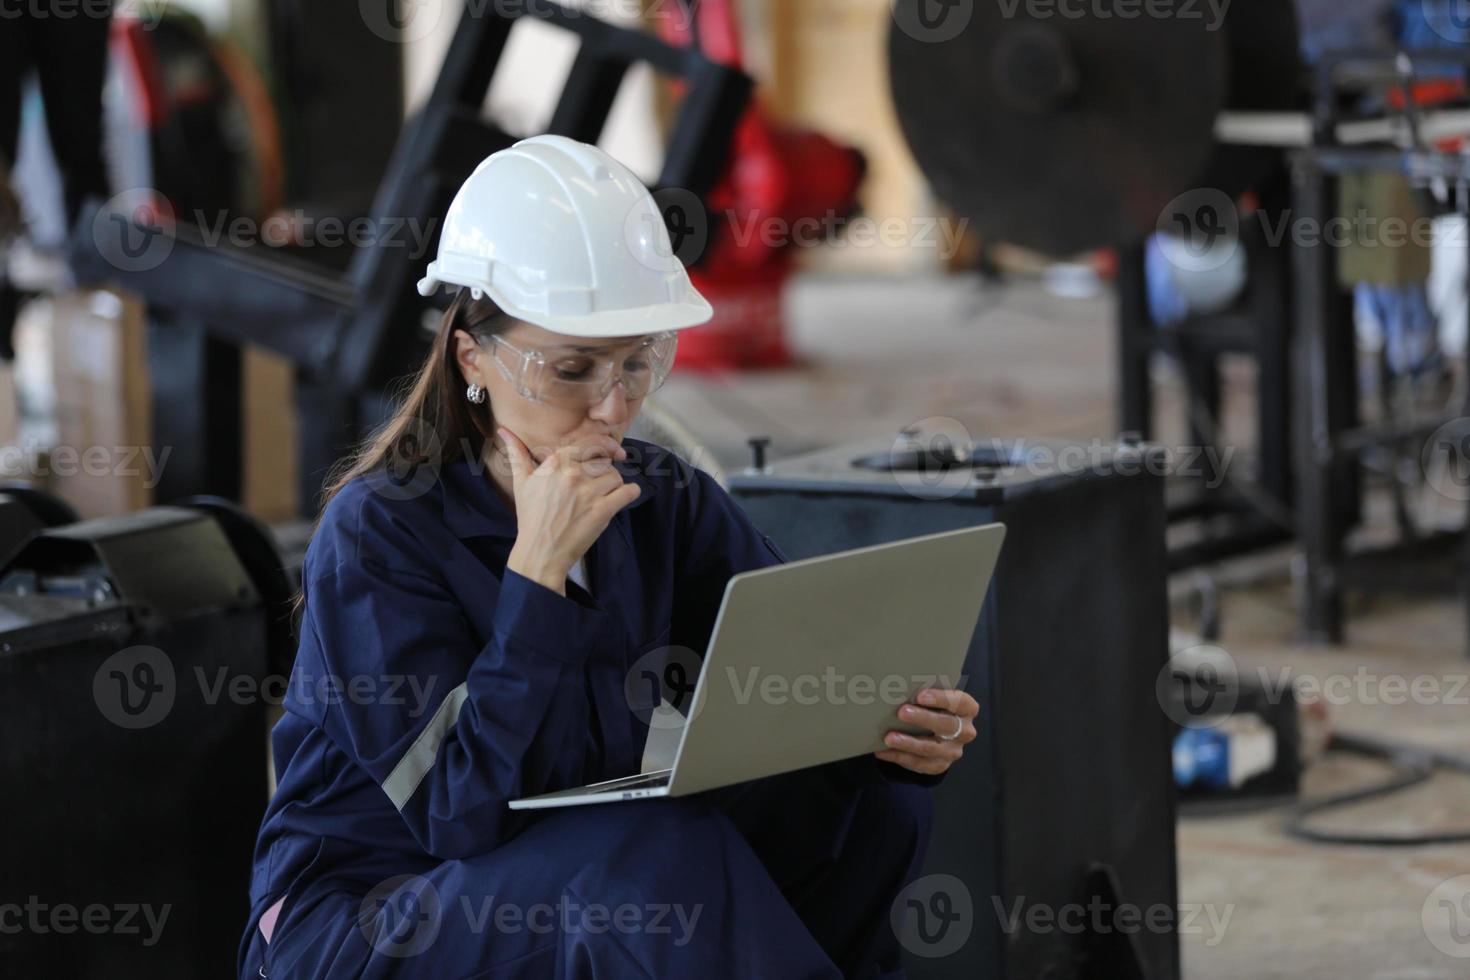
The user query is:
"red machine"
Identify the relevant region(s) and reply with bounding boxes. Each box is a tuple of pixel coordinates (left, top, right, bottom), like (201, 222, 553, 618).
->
(656, 0, 865, 370)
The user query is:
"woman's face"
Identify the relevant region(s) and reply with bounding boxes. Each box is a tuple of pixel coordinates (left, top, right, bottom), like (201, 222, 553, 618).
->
(456, 319, 648, 465)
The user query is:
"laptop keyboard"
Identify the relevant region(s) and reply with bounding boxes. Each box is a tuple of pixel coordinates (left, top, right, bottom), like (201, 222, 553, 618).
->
(588, 770, 672, 793)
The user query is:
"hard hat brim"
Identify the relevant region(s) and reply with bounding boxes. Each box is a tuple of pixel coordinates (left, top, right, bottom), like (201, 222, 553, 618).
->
(418, 274, 715, 340)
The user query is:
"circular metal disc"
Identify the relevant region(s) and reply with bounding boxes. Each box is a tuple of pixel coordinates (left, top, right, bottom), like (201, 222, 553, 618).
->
(890, 0, 1230, 255)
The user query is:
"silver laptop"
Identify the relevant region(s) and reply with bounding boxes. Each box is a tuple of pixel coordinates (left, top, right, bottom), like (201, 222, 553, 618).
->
(507, 523, 1006, 810)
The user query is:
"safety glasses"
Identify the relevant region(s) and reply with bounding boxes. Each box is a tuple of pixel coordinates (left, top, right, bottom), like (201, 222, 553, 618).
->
(486, 331, 679, 408)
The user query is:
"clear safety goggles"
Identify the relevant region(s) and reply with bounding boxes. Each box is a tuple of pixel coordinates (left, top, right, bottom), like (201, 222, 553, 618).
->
(487, 331, 679, 408)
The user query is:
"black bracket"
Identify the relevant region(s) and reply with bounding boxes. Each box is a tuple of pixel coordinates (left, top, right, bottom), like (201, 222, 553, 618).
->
(74, 0, 752, 393)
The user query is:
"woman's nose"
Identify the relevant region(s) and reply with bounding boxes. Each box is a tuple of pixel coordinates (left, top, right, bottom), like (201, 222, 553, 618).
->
(589, 380, 631, 422)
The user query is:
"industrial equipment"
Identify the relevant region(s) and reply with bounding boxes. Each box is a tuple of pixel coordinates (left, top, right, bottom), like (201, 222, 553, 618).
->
(0, 500, 288, 977)
(730, 429, 1178, 980)
(888, 0, 1303, 256)
(886, 0, 1470, 649)
(654, 0, 867, 369)
(0, 482, 77, 568)
(74, 0, 752, 512)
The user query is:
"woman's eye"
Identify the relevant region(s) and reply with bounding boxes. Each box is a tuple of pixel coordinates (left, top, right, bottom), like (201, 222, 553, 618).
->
(553, 359, 594, 381)
(623, 357, 651, 374)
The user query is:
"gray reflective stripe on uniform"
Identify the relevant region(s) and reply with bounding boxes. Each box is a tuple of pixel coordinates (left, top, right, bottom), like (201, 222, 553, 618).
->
(382, 682, 470, 810)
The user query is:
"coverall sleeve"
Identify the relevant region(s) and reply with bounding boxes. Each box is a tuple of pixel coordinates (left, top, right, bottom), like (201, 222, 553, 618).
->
(671, 461, 948, 789)
(297, 556, 611, 858)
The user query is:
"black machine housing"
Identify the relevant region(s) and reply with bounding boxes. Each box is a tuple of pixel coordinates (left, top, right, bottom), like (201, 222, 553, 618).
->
(0, 506, 276, 978)
(729, 433, 1180, 980)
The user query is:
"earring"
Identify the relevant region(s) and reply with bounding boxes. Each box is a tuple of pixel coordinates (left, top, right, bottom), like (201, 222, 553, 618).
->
(466, 383, 486, 405)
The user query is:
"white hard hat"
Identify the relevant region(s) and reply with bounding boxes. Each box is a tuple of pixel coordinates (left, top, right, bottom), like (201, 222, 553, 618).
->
(417, 134, 714, 339)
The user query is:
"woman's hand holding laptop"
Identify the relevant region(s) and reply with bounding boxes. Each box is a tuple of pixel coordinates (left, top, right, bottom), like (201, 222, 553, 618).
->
(876, 687, 979, 776)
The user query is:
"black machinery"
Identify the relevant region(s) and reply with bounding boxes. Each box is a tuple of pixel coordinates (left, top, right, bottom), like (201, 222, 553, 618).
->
(887, 0, 1470, 650)
(74, 0, 751, 514)
(0, 483, 78, 568)
(730, 431, 1178, 980)
(888, 0, 1305, 581)
(0, 500, 290, 977)
(889, 0, 1303, 256)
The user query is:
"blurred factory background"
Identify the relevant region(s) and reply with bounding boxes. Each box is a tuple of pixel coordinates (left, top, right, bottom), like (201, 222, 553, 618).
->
(2, 0, 1470, 977)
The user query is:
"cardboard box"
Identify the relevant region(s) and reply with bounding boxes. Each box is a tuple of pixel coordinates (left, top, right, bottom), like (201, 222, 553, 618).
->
(242, 345, 299, 523)
(48, 289, 152, 518)
(19, 293, 299, 522)
(0, 355, 15, 449)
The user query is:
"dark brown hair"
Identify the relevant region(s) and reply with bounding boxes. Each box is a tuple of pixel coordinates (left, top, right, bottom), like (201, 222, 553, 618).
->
(318, 288, 511, 514)
(290, 288, 511, 627)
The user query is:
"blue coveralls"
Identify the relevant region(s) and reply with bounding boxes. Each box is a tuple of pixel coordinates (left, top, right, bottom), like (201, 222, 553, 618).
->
(239, 438, 940, 979)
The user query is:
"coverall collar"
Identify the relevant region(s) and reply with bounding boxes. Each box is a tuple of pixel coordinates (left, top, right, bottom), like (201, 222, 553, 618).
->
(441, 448, 658, 541)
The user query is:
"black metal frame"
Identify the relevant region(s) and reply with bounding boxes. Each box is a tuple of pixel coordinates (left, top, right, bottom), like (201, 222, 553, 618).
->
(1121, 47, 1470, 652)
(1287, 47, 1470, 650)
(73, 0, 752, 512)
(1115, 175, 1301, 574)
(1289, 145, 1470, 649)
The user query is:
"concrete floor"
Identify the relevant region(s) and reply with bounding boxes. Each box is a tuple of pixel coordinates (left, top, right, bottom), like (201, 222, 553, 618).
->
(657, 272, 1470, 979)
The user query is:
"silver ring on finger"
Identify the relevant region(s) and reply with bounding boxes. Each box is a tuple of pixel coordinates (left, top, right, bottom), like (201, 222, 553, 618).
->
(937, 713, 964, 742)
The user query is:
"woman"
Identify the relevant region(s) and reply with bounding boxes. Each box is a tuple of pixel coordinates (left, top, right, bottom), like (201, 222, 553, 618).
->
(239, 135, 980, 979)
